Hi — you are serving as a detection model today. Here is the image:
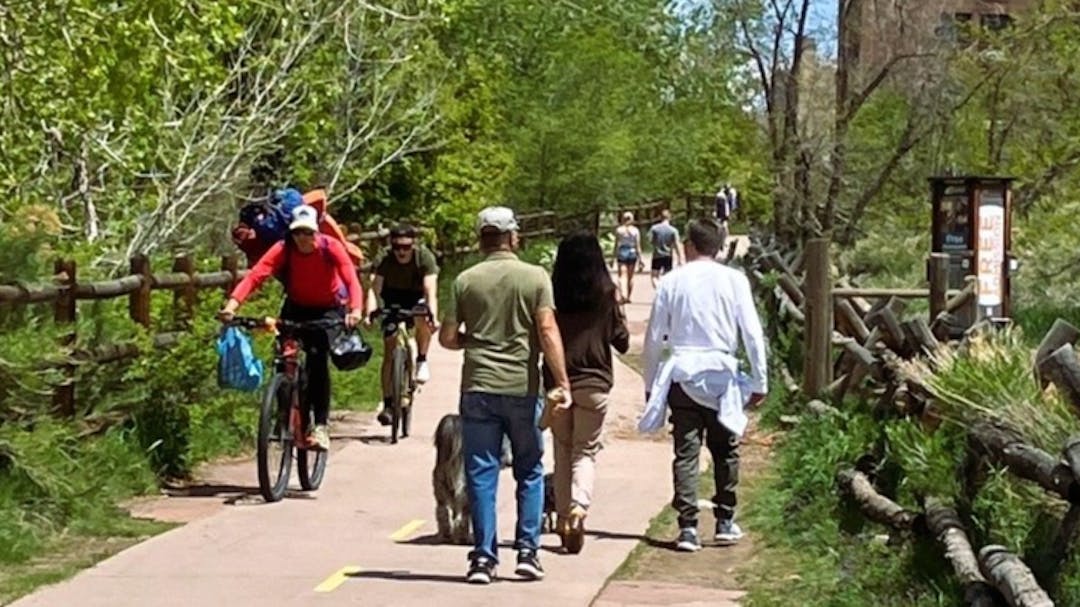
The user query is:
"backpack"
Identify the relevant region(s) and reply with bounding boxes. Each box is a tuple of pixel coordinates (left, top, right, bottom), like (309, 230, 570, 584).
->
(302, 188, 364, 268)
(253, 188, 304, 244)
(234, 188, 305, 268)
(233, 187, 364, 270)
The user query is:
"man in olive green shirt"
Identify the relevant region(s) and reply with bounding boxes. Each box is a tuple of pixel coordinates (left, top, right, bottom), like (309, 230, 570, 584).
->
(439, 206, 571, 585)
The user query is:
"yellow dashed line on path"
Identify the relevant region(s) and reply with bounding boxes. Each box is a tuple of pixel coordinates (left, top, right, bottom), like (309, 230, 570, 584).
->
(389, 519, 426, 542)
(314, 566, 361, 593)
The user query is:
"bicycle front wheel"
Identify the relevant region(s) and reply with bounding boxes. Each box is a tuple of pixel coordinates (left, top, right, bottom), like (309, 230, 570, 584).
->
(258, 374, 293, 502)
(390, 346, 407, 444)
(401, 357, 414, 439)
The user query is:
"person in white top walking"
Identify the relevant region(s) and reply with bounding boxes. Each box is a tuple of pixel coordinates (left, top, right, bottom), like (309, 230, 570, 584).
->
(640, 218, 767, 552)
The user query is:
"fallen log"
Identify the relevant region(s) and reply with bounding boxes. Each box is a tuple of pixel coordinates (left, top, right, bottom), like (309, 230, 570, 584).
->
(903, 318, 941, 358)
(835, 298, 871, 343)
(836, 277, 872, 317)
(969, 422, 1080, 504)
(761, 251, 789, 274)
(780, 294, 806, 324)
(866, 299, 908, 354)
(978, 545, 1053, 607)
(1034, 319, 1080, 373)
(777, 272, 805, 307)
(806, 399, 840, 417)
(837, 469, 918, 530)
(1049, 504, 1080, 585)
(924, 498, 1001, 607)
(1036, 345, 1080, 412)
(932, 311, 965, 342)
(842, 338, 881, 377)
(1064, 437, 1080, 485)
(779, 366, 800, 395)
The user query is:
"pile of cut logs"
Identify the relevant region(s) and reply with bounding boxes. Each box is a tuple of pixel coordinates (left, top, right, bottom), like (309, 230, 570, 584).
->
(739, 233, 1080, 607)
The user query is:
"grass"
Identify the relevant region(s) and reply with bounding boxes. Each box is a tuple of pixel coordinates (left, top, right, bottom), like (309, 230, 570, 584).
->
(0, 520, 175, 605)
(737, 408, 964, 606)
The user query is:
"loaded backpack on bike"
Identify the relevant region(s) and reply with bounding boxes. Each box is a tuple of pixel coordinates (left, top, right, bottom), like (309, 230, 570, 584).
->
(232, 187, 364, 270)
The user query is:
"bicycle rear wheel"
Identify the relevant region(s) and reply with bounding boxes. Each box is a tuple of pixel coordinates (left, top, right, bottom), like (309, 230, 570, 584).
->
(297, 447, 327, 490)
(390, 346, 407, 444)
(258, 374, 293, 502)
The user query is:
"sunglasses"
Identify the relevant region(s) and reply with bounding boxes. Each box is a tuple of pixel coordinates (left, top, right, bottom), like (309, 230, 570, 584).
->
(292, 229, 315, 237)
(392, 243, 414, 252)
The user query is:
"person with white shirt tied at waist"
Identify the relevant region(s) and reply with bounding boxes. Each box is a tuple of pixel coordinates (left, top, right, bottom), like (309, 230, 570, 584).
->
(638, 218, 767, 552)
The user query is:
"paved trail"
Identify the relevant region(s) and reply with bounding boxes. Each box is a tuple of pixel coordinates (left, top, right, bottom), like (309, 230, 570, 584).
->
(13, 266, 686, 607)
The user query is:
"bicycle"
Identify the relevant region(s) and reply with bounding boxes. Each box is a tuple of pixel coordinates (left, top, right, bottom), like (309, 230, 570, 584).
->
(223, 316, 344, 502)
(369, 301, 431, 444)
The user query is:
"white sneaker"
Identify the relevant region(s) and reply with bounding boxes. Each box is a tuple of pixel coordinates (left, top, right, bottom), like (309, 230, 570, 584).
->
(415, 361, 431, 384)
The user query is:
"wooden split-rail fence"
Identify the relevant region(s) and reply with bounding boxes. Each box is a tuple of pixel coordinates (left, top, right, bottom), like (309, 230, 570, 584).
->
(1, 195, 723, 420)
(741, 235, 1080, 606)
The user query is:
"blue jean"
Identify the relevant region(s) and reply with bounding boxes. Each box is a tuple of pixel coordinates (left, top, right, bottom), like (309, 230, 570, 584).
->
(460, 391, 544, 563)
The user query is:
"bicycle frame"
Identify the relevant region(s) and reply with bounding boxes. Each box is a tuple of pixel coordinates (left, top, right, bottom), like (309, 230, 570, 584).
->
(273, 333, 310, 449)
(228, 316, 340, 449)
(371, 304, 429, 443)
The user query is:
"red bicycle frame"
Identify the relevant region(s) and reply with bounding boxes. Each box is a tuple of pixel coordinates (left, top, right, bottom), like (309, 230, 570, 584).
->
(270, 323, 315, 450)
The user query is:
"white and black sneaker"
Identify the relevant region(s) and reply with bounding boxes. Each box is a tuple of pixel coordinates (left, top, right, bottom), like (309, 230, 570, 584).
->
(675, 527, 702, 552)
(715, 519, 744, 546)
(514, 549, 545, 580)
(466, 556, 496, 584)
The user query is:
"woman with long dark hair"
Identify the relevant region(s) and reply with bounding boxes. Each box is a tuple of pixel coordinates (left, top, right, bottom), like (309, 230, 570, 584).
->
(544, 231, 630, 554)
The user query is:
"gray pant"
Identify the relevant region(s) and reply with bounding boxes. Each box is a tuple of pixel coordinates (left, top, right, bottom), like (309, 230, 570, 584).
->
(669, 383, 740, 529)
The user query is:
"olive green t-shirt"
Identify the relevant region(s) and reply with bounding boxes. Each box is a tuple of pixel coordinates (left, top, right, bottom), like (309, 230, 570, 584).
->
(449, 251, 554, 397)
(374, 245, 439, 293)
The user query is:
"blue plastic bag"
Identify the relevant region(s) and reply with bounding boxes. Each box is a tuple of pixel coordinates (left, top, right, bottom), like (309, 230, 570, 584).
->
(216, 327, 264, 392)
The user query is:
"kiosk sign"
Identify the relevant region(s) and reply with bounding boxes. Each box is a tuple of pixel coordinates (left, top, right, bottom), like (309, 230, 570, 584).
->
(976, 190, 1005, 309)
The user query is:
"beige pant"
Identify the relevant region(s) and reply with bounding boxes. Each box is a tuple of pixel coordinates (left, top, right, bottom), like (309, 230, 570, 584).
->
(551, 386, 609, 517)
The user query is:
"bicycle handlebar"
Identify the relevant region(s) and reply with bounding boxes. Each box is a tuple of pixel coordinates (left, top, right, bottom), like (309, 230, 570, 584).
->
(368, 304, 432, 322)
(223, 316, 346, 332)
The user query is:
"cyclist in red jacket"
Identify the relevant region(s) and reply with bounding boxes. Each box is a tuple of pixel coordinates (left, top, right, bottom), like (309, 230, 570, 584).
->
(219, 205, 364, 450)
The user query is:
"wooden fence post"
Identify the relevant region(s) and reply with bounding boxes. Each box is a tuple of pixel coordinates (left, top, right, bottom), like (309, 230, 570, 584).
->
(804, 238, 833, 397)
(963, 274, 980, 329)
(173, 254, 196, 327)
(129, 255, 152, 328)
(52, 258, 77, 417)
(221, 255, 239, 296)
(928, 253, 949, 323)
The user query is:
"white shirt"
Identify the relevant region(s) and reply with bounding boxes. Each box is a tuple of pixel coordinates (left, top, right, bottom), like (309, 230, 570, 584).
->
(640, 259, 767, 436)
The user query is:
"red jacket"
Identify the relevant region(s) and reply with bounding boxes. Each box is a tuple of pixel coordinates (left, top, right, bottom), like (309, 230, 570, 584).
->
(230, 236, 363, 311)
